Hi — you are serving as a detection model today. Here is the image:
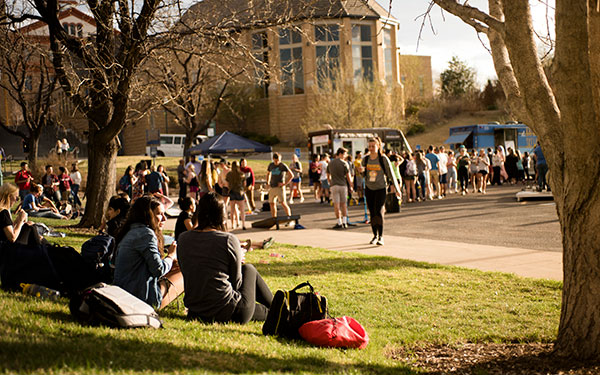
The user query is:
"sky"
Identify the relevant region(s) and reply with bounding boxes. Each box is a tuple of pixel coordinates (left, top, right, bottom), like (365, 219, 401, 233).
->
(388, 1, 555, 88)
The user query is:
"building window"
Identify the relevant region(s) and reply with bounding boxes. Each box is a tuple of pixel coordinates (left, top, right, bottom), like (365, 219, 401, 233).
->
(279, 28, 304, 95)
(251, 31, 269, 98)
(351, 24, 373, 83)
(62, 23, 84, 37)
(315, 24, 340, 87)
(383, 28, 394, 86)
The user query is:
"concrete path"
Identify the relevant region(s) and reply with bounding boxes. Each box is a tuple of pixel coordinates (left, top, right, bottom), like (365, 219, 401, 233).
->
(165, 218, 562, 281)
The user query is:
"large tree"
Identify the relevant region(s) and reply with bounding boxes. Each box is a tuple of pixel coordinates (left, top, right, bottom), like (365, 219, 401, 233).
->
(431, 0, 600, 359)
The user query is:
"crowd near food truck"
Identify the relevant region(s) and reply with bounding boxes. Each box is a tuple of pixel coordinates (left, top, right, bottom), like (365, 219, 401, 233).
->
(145, 134, 208, 157)
(445, 122, 537, 154)
(307, 128, 412, 159)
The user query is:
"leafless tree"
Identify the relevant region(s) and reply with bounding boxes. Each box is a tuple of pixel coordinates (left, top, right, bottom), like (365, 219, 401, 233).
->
(0, 28, 59, 169)
(430, 0, 600, 359)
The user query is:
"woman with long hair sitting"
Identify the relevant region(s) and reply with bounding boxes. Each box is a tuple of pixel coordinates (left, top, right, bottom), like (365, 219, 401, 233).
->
(113, 195, 183, 310)
(178, 192, 273, 324)
(0, 183, 29, 243)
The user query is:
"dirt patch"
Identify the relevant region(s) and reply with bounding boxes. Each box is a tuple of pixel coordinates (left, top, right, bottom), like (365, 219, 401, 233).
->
(390, 343, 600, 374)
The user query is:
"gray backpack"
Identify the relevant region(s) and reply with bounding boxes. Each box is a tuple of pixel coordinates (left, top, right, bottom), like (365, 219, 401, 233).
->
(69, 283, 162, 329)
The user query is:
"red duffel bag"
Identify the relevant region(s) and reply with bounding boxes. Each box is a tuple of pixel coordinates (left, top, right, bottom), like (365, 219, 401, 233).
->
(298, 316, 369, 349)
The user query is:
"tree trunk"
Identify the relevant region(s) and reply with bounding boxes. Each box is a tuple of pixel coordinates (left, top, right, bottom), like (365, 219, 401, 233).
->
(78, 128, 119, 228)
(554, 186, 600, 358)
(27, 137, 39, 171)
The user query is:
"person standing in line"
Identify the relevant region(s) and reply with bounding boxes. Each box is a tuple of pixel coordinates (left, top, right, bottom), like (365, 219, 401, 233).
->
(157, 165, 170, 197)
(456, 146, 470, 195)
(240, 158, 255, 213)
(15, 162, 34, 201)
(469, 149, 479, 193)
(318, 154, 330, 204)
(327, 147, 354, 229)
(425, 145, 441, 199)
(177, 159, 187, 205)
(437, 146, 449, 197)
(145, 165, 164, 194)
(288, 154, 304, 204)
(185, 155, 202, 177)
(353, 151, 364, 203)
(266, 152, 293, 219)
(491, 147, 504, 186)
(226, 161, 247, 230)
(403, 153, 418, 202)
(533, 142, 549, 191)
(475, 149, 490, 194)
(309, 154, 321, 201)
(446, 150, 458, 194)
(414, 151, 428, 201)
(186, 164, 200, 201)
(361, 138, 400, 246)
(70, 163, 83, 209)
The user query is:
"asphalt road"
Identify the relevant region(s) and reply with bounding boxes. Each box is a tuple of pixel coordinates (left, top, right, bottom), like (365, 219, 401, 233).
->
(247, 184, 563, 253)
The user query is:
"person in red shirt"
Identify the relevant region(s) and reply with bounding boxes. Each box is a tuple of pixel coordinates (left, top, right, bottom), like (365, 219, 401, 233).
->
(14, 162, 33, 201)
(58, 166, 73, 202)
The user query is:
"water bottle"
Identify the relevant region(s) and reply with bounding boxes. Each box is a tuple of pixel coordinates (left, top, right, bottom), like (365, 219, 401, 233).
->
(20, 283, 61, 301)
(269, 253, 284, 258)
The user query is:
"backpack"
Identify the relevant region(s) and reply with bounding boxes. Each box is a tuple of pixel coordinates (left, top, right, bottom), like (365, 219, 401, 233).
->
(405, 160, 418, 176)
(118, 175, 131, 192)
(69, 283, 162, 329)
(262, 281, 327, 339)
(81, 234, 116, 283)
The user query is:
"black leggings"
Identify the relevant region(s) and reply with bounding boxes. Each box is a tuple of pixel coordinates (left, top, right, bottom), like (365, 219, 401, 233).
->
(458, 167, 469, 191)
(230, 264, 273, 324)
(365, 187, 386, 238)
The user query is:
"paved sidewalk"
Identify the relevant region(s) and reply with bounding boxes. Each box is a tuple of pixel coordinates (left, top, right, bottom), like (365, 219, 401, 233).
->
(237, 228, 562, 281)
(165, 220, 562, 281)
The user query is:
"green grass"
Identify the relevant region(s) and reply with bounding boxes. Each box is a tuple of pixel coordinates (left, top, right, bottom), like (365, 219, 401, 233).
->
(0, 219, 561, 374)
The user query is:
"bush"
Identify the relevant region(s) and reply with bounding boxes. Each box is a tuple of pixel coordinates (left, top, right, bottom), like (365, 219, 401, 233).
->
(240, 132, 280, 146)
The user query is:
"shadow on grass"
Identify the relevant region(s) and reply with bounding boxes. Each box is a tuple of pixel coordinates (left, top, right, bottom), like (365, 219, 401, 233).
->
(256, 255, 441, 278)
(0, 309, 414, 375)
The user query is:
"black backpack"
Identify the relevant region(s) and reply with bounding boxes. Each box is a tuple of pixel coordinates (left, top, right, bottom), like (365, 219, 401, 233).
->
(81, 234, 116, 283)
(262, 282, 327, 339)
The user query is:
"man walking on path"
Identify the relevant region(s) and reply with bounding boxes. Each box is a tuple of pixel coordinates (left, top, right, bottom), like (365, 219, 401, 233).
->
(267, 153, 293, 219)
(327, 147, 354, 229)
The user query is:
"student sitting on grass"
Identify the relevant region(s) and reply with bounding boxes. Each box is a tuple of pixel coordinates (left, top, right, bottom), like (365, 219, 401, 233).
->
(113, 195, 183, 310)
(178, 192, 273, 324)
(0, 183, 29, 243)
(174, 197, 195, 241)
(98, 195, 130, 238)
(22, 184, 67, 219)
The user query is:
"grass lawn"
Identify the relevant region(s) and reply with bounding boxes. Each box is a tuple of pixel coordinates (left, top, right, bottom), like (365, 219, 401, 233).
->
(0, 218, 561, 374)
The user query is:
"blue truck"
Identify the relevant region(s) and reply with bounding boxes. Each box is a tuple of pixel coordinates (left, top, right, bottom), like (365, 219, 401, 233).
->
(444, 122, 537, 154)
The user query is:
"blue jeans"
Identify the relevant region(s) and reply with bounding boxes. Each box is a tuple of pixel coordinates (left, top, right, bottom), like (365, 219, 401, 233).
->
(71, 184, 82, 207)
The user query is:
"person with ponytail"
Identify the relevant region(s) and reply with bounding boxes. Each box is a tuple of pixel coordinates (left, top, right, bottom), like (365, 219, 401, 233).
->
(361, 137, 401, 246)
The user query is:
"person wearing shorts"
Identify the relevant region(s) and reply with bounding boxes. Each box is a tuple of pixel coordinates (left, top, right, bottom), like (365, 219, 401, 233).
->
(318, 154, 330, 203)
(476, 149, 490, 194)
(327, 147, 353, 229)
(267, 153, 293, 219)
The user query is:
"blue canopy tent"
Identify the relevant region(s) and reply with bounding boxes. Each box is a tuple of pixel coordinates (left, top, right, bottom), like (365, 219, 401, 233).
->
(186, 131, 272, 156)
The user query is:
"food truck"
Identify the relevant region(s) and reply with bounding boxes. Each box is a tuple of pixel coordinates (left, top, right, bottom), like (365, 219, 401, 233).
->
(307, 128, 412, 159)
(445, 122, 537, 153)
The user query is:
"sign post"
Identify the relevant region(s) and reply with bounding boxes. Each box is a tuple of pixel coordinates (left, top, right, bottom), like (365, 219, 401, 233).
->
(146, 129, 160, 166)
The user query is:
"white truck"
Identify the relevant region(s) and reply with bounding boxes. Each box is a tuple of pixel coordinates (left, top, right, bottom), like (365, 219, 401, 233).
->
(145, 134, 208, 157)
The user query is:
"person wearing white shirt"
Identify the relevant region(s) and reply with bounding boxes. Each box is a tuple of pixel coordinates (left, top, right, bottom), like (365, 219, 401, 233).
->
(70, 163, 83, 208)
(437, 146, 449, 197)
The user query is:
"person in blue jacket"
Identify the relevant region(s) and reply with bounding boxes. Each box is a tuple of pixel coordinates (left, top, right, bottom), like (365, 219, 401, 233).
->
(114, 195, 178, 308)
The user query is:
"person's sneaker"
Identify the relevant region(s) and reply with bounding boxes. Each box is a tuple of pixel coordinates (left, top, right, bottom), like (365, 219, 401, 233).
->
(342, 223, 348, 229)
(262, 237, 274, 249)
(333, 223, 344, 229)
(346, 222, 357, 227)
(300, 197, 305, 203)
(289, 200, 294, 205)
(376, 237, 384, 246)
(369, 236, 378, 245)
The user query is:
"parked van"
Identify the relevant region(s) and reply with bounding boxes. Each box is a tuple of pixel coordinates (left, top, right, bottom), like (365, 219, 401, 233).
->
(145, 134, 208, 157)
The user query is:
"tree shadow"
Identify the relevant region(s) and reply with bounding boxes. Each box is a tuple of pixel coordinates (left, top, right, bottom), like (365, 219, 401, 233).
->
(1, 309, 414, 375)
(255, 255, 441, 278)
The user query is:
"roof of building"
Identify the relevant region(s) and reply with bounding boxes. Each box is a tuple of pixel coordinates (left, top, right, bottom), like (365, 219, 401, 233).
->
(180, 0, 397, 30)
(18, 7, 96, 34)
